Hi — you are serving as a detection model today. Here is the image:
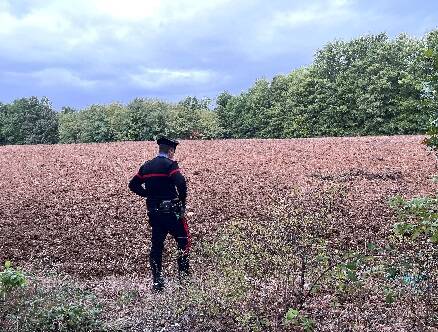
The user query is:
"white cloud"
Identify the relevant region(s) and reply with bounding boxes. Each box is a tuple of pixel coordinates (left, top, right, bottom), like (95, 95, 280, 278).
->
(91, 0, 161, 21)
(0, 11, 16, 34)
(35, 68, 99, 88)
(0, 0, 363, 101)
(0, 0, 233, 35)
(0, 4, 69, 34)
(2, 68, 100, 89)
(129, 67, 216, 89)
(0, 0, 236, 64)
(239, 0, 357, 60)
(89, 0, 233, 23)
(0, 3, 97, 61)
(270, 0, 355, 31)
(0, 0, 10, 11)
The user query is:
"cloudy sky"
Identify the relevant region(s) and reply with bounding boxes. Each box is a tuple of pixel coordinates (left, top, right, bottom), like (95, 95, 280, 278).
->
(0, 0, 437, 109)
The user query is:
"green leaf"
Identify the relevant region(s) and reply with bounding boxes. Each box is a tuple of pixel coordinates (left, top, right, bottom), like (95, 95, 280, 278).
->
(425, 48, 434, 58)
(366, 242, 377, 250)
(285, 308, 299, 321)
(394, 222, 414, 236)
(345, 262, 357, 271)
(4, 261, 11, 269)
(431, 230, 438, 243)
(386, 267, 398, 280)
(385, 290, 396, 304)
(346, 270, 358, 282)
(410, 228, 423, 240)
(388, 195, 405, 208)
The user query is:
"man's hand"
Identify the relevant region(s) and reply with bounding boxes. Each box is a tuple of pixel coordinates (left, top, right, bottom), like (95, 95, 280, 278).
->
(180, 205, 186, 218)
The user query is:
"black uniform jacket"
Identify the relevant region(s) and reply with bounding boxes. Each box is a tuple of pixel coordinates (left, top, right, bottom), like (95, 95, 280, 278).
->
(128, 156, 187, 207)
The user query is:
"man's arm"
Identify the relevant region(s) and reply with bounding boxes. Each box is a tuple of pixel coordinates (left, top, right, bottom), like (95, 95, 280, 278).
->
(128, 168, 148, 197)
(169, 162, 187, 205)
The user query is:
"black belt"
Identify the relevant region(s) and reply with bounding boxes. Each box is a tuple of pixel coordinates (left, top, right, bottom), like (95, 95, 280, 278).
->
(149, 198, 182, 213)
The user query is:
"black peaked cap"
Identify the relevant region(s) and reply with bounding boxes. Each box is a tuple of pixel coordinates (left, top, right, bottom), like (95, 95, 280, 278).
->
(157, 137, 179, 149)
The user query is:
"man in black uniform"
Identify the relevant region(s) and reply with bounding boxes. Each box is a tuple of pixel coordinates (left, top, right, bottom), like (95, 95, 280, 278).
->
(128, 137, 190, 291)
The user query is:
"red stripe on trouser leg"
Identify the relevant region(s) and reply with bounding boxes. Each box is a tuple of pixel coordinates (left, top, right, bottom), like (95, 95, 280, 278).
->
(182, 216, 191, 254)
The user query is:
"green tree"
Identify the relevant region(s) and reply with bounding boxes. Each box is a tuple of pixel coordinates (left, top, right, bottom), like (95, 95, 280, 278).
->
(106, 102, 130, 141)
(77, 105, 114, 143)
(281, 68, 322, 138)
(171, 97, 204, 139)
(218, 80, 273, 138)
(215, 91, 234, 138)
(198, 109, 223, 139)
(422, 30, 438, 151)
(179, 96, 211, 112)
(424, 30, 438, 113)
(310, 33, 432, 136)
(262, 74, 292, 138)
(59, 103, 131, 144)
(58, 107, 80, 144)
(127, 98, 171, 141)
(217, 31, 435, 139)
(1, 97, 58, 145)
(169, 97, 222, 139)
(241, 79, 272, 138)
(0, 102, 6, 145)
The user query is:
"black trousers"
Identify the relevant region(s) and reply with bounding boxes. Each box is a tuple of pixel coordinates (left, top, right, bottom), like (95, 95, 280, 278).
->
(147, 210, 191, 280)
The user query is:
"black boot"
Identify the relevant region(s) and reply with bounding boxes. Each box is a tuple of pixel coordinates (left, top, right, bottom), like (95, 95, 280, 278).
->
(177, 254, 191, 280)
(150, 259, 164, 292)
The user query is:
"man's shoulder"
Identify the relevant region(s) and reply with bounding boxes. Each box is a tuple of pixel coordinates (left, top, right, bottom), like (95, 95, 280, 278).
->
(156, 156, 175, 166)
(140, 156, 175, 172)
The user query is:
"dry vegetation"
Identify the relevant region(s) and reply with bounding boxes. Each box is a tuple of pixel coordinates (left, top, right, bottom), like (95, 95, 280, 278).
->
(0, 135, 437, 331)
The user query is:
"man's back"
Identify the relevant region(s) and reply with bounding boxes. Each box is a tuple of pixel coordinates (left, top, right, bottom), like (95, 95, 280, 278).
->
(129, 155, 187, 205)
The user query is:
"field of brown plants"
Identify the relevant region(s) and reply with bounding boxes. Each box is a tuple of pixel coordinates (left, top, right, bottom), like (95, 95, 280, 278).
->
(0, 135, 437, 331)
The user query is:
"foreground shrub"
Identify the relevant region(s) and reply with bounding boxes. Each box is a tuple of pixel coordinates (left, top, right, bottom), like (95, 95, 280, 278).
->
(33, 303, 103, 332)
(0, 271, 104, 332)
(0, 261, 27, 298)
(387, 190, 438, 327)
(161, 185, 437, 331)
(1, 184, 435, 331)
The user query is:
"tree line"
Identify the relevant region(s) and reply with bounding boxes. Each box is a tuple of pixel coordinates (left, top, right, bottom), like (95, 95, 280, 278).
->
(0, 30, 437, 145)
(0, 97, 222, 144)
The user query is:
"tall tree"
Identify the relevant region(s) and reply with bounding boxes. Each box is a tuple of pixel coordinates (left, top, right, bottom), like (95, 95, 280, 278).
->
(0, 102, 6, 145)
(310, 33, 432, 136)
(58, 106, 80, 144)
(1, 97, 58, 145)
(215, 91, 234, 138)
(281, 68, 323, 138)
(127, 98, 171, 141)
(170, 96, 222, 139)
(424, 30, 438, 112)
(77, 105, 114, 143)
(106, 102, 130, 142)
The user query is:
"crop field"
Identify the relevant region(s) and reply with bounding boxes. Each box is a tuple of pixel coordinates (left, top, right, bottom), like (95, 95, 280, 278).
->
(0, 135, 437, 331)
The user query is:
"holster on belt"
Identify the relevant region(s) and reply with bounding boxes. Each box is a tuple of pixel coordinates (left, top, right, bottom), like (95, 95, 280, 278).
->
(150, 198, 183, 215)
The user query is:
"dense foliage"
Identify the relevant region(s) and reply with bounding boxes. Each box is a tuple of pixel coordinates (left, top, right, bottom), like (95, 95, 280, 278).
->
(0, 267, 104, 332)
(217, 32, 437, 138)
(1, 30, 438, 145)
(57, 98, 219, 144)
(0, 97, 58, 145)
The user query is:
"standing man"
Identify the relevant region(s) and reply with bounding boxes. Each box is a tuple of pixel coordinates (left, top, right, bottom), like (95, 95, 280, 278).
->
(129, 137, 190, 291)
